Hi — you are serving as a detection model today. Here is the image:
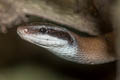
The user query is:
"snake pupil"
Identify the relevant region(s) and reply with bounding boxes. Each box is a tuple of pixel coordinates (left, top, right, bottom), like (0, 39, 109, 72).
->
(39, 28, 46, 33)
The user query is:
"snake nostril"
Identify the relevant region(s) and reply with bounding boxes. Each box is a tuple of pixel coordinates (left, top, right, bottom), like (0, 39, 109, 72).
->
(39, 28, 47, 33)
(23, 28, 29, 33)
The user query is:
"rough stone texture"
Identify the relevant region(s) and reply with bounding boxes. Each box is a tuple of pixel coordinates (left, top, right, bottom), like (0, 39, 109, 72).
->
(0, 0, 114, 35)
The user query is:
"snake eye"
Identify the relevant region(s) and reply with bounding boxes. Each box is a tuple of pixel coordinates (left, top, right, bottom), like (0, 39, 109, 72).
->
(39, 28, 47, 33)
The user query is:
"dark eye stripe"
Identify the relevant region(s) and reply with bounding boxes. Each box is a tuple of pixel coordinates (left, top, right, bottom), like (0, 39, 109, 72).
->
(38, 28, 74, 44)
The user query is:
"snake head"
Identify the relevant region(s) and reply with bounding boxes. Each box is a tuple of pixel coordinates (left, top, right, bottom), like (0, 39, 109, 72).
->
(17, 23, 78, 60)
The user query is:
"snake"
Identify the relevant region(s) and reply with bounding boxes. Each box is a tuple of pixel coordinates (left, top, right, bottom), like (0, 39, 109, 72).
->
(17, 22, 116, 65)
